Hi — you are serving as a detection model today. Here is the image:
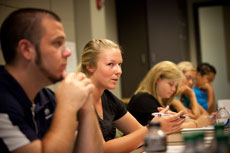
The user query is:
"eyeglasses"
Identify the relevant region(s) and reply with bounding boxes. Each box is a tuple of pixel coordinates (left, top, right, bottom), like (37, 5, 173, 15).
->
(185, 75, 196, 83)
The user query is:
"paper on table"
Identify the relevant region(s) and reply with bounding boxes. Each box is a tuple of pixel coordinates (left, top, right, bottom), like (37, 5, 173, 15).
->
(141, 145, 185, 153)
(181, 125, 214, 132)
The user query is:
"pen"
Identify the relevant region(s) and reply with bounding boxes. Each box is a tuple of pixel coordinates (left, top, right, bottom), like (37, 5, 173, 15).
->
(210, 115, 216, 119)
(152, 113, 189, 119)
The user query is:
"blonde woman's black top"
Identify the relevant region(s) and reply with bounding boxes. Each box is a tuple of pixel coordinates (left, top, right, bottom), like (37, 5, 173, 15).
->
(127, 92, 176, 126)
(98, 90, 127, 141)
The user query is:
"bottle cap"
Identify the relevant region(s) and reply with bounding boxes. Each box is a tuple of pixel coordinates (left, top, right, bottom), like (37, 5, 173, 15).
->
(214, 124, 225, 130)
(149, 121, 161, 128)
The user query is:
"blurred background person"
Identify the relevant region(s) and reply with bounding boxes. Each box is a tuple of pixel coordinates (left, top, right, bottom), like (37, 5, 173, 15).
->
(194, 63, 217, 114)
(172, 61, 209, 119)
(127, 61, 210, 130)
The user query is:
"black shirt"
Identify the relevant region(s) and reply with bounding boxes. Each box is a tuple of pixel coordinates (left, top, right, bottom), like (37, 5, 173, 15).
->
(127, 92, 176, 126)
(0, 66, 56, 153)
(98, 90, 127, 141)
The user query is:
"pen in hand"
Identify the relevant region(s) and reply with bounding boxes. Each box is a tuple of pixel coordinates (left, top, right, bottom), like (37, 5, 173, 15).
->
(152, 113, 189, 119)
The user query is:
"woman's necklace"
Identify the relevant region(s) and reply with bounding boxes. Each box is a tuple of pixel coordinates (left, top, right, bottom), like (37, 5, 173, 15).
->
(95, 99, 103, 119)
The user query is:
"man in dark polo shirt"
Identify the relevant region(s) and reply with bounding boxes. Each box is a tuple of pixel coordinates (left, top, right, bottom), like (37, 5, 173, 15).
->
(0, 8, 103, 153)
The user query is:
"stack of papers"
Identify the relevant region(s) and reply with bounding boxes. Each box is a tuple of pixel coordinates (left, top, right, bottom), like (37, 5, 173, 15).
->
(181, 126, 214, 133)
(181, 126, 214, 145)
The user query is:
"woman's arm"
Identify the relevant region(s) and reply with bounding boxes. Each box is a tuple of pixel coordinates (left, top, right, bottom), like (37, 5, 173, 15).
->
(181, 86, 201, 118)
(181, 115, 210, 129)
(103, 112, 147, 153)
(206, 85, 216, 114)
(198, 103, 209, 116)
(200, 83, 216, 114)
(102, 110, 186, 153)
(171, 100, 196, 119)
(188, 92, 202, 118)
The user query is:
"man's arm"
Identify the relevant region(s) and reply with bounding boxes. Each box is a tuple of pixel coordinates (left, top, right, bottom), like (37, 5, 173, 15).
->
(73, 94, 103, 153)
(12, 73, 95, 153)
(12, 103, 78, 153)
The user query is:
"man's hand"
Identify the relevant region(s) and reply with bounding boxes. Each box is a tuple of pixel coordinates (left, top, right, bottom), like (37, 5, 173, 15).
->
(55, 72, 94, 112)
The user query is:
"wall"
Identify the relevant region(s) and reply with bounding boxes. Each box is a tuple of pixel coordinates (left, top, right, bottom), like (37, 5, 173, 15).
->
(199, 6, 230, 100)
(74, 0, 121, 98)
(147, 0, 189, 67)
(186, 0, 216, 66)
(1, 0, 228, 100)
(0, 0, 77, 90)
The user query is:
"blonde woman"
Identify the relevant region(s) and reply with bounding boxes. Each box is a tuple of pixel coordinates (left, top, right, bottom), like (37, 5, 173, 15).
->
(171, 61, 209, 119)
(77, 39, 184, 153)
(127, 61, 210, 129)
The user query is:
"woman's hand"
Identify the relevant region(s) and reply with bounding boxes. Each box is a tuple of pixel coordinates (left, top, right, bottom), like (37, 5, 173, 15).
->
(209, 112, 217, 125)
(157, 106, 177, 115)
(196, 115, 210, 127)
(180, 85, 193, 97)
(151, 111, 185, 134)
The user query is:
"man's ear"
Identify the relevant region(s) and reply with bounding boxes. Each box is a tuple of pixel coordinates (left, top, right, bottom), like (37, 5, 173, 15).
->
(86, 63, 95, 73)
(17, 39, 35, 60)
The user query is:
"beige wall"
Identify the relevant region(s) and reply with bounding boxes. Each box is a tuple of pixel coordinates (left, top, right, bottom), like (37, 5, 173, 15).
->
(186, 0, 213, 66)
(0, 0, 76, 63)
(199, 6, 230, 100)
(74, 0, 121, 98)
(2, 0, 226, 99)
(187, 0, 230, 100)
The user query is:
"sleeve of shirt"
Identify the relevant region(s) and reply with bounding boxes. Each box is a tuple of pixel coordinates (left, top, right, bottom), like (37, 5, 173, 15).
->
(105, 90, 127, 121)
(113, 95, 127, 121)
(0, 113, 31, 152)
(0, 94, 37, 152)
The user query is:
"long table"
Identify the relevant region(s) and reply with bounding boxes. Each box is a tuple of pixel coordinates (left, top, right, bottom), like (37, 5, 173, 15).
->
(131, 126, 226, 153)
(131, 132, 186, 153)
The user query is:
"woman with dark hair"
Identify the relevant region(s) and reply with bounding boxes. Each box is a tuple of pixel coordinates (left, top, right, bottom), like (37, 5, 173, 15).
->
(194, 63, 216, 114)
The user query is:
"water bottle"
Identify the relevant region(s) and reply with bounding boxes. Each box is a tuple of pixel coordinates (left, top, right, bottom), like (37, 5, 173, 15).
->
(183, 133, 200, 153)
(216, 106, 230, 127)
(194, 132, 206, 153)
(208, 124, 227, 153)
(144, 121, 167, 152)
(210, 133, 229, 153)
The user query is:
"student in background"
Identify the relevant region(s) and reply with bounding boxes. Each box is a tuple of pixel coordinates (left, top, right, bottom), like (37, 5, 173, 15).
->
(194, 63, 217, 114)
(127, 61, 210, 130)
(0, 8, 103, 153)
(77, 39, 184, 153)
(171, 61, 209, 119)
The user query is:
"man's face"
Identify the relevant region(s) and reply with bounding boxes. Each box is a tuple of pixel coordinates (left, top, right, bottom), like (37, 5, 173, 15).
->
(35, 17, 71, 84)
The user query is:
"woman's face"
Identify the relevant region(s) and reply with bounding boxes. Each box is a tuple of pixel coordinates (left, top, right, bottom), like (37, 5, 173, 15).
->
(183, 70, 196, 88)
(156, 78, 179, 99)
(89, 47, 123, 90)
